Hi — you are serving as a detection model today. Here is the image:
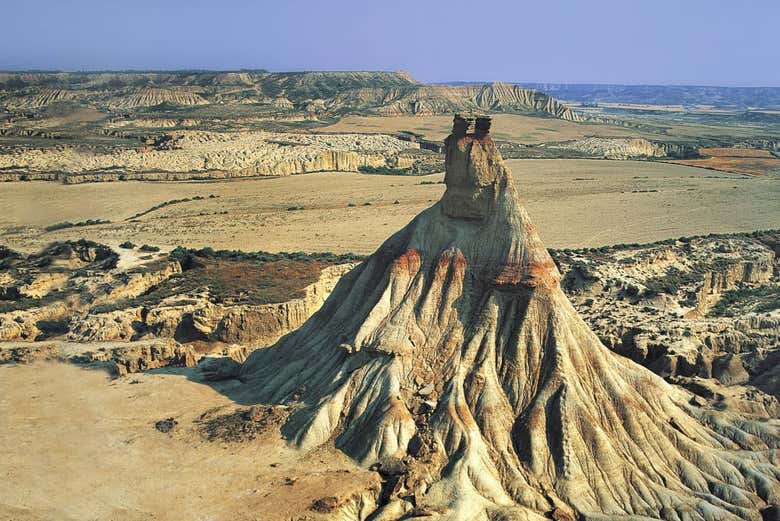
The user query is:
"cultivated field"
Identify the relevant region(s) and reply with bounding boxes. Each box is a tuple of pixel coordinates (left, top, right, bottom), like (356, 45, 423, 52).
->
(669, 147, 780, 176)
(2, 159, 778, 254)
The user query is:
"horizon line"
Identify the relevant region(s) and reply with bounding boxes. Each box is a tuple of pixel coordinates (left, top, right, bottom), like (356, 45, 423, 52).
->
(0, 69, 779, 90)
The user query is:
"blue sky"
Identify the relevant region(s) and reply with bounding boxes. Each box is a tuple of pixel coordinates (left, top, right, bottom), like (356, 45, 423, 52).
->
(2, 0, 778, 86)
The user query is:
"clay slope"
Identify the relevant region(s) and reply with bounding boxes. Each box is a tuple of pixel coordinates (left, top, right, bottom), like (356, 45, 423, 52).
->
(108, 87, 209, 109)
(330, 82, 582, 121)
(240, 115, 779, 520)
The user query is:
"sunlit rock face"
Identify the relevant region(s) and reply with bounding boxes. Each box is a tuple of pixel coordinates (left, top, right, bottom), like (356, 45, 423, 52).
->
(239, 116, 780, 521)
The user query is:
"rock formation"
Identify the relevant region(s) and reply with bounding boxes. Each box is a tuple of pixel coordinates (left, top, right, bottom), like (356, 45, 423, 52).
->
(239, 115, 779, 520)
(546, 137, 701, 160)
(0, 131, 418, 182)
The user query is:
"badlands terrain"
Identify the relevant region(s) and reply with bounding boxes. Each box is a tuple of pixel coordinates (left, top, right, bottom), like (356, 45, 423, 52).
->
(1, 73, 780, 521)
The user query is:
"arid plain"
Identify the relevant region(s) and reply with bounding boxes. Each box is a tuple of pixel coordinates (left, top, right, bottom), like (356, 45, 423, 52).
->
(3, 159, 778, 255)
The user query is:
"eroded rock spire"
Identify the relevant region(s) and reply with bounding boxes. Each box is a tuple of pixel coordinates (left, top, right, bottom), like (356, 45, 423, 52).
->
(239, 117, 780, 521)
(442, 114, 512, 220)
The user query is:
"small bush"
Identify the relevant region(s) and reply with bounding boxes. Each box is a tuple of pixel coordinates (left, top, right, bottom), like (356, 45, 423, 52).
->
(119, 241, 136, 249)
(44, 219, 111, 232)
(139, 244, 161, 252)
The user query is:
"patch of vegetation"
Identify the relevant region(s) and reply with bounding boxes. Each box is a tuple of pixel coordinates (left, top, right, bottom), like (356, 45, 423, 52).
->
(287, 205, 305, 211)
(119, 241, 136, 249)
(556, 229, 780, 256)
(127, 194, 218, 220)
(710, 285, 780, 317)
(169, 246, 364, 265)
(418, 180, 444, 185)
(643, 266, 704, 297)
(44, 219, 111, 232)
(138, 244, 161, 252)
(358, 165, 412, 175)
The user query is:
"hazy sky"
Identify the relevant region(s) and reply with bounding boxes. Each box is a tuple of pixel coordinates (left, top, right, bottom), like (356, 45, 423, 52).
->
(2, 0, 778, 86)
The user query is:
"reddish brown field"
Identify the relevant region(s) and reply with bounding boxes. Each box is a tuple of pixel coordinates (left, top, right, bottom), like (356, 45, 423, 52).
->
(670, 147, 780, 176)
(700, 148, 776, 158)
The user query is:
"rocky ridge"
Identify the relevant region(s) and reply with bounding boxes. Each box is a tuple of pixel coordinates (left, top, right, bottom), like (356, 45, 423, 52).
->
(0, 242, 356, 362)
(544, 136, 701, 159)
(0, 72, 581, 121)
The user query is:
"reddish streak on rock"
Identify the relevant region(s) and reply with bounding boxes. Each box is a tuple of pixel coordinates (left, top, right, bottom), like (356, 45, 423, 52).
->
(392, 248, 422, 275)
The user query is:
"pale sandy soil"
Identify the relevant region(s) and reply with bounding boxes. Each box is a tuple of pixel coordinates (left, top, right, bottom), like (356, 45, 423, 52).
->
(1, 160, 778, 255)
(0, 362, 377, 521)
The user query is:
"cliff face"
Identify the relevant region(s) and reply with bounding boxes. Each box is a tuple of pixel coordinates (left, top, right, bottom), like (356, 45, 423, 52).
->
(238, 116, 780, 520)
(547, 136, 701, 159)
(65, 263, 355, 345)
(0, 241, 356, 349)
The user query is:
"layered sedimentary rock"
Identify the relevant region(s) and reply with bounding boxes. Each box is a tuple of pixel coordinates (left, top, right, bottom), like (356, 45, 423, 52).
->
(330, 82, 582, 121)
(239, 115, 780, 520)
(0, 131, 417, 181)
(546, 137, 701, 159)
(0, 72, 581, 121)
(66, 263, 355, 345)
(0, 338, 196, 375)
(107, 87, 209, 109)
(552, 234, 780, 411)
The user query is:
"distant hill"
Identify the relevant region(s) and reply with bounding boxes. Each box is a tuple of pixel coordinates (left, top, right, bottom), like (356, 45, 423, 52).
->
(0, 71, 580, 121)
(519, 83, 780, 109)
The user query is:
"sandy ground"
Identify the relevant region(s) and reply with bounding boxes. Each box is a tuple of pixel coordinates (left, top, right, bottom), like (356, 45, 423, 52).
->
(2, 160, 777, 255)
(0, 362, 377, 521)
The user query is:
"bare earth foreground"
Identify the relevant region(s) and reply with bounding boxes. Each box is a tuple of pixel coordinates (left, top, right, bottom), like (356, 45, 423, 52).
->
(0, 362, 378, 521)
(2, 159, 779, 254)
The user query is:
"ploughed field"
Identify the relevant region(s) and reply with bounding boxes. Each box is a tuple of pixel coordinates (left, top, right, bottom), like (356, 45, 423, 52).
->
(2, 159, 779, 254)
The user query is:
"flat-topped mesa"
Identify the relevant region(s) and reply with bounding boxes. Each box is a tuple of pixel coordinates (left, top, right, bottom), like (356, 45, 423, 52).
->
(441, 114, 513, 219)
